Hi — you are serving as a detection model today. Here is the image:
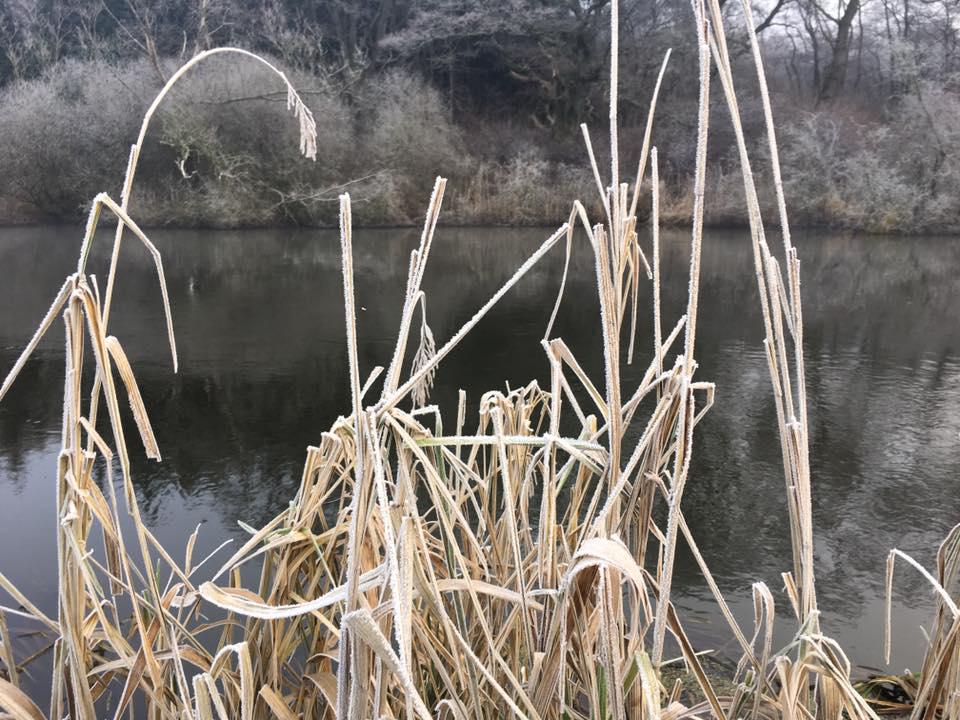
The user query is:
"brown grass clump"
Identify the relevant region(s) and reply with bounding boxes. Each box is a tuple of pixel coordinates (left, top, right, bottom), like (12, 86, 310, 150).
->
(0, 4, 955, 720)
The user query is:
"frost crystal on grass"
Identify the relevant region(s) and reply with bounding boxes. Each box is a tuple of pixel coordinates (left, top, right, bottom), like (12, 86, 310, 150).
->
(410, 297, 437, 409)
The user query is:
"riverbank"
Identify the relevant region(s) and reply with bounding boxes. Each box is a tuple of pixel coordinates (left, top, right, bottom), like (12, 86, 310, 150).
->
(3, 56, 960, 235)
(4, 204, 959, 237)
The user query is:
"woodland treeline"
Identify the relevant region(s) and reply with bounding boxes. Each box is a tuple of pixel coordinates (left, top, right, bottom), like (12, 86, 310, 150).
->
(0, 0, 958, 231)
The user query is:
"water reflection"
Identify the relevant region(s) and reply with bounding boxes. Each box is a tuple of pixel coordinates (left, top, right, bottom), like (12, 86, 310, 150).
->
(1, 225, 958, 681)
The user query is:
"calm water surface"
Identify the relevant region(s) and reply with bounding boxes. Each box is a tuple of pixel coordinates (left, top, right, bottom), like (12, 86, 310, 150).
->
(1, 224, 959, 697)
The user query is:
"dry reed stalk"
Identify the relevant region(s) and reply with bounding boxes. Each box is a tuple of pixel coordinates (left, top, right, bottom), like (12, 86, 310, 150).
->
(650, 0, 711, 667)
(697, 0, 826, 712)
(886, 525, 960, 720)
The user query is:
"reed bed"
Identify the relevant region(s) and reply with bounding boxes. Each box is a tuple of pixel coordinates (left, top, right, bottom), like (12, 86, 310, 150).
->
(0, 2, 957, 719)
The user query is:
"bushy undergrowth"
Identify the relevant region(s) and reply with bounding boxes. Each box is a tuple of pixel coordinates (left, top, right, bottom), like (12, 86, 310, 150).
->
(1, 54, 959, 232)
(0, 58, 144, 220)
(452, 149, 599, 225)
(774, 85, 960, 233)
(0, 56, 469, 227)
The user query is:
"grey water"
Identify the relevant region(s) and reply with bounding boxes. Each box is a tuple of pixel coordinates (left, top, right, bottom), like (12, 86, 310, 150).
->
(1, 224, 959, 699)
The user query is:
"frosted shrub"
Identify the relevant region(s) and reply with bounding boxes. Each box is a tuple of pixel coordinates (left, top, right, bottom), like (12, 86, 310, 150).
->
(891, 81, 960, 230)
(776, 81, 960, 232)
(839, 140, 921, 232)
(358, 70, 465, 221)
(457, 146, 596, 224)
(0, 59, 147, 218)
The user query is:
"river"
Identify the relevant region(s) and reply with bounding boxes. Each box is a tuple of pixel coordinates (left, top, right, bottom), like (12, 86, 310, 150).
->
(1, 224, 958, 699)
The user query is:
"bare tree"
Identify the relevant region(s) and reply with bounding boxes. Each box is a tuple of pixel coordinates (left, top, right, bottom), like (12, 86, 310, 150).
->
(817, 0, 862, 102)
(0, 0, 73, 80)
